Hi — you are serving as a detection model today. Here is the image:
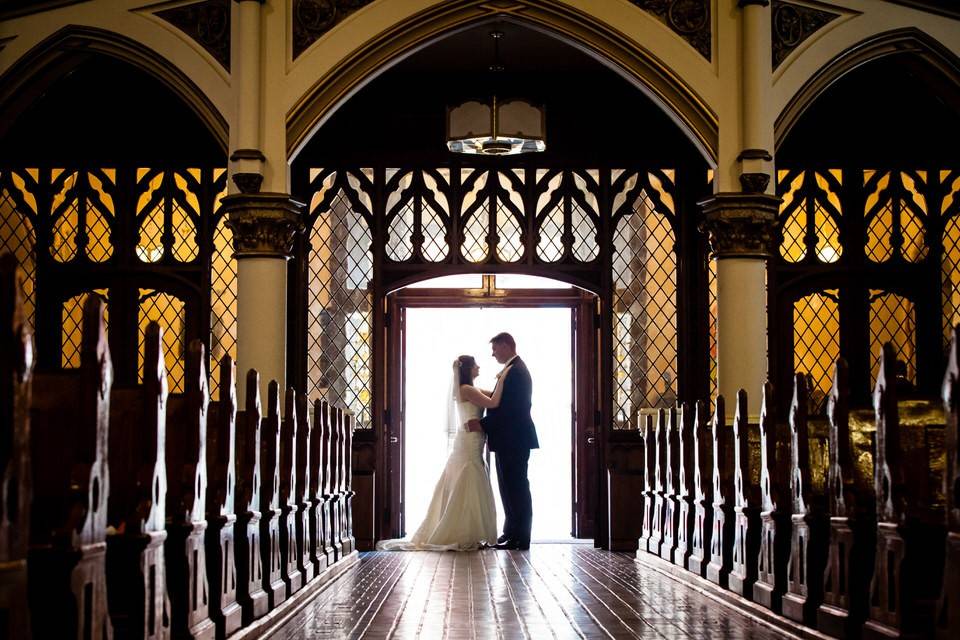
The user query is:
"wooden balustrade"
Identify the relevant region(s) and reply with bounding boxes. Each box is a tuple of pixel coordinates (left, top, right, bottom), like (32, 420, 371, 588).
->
(164, 340, 215, 639)
(687, 400, 713, 577)
(327, 403, 343, 560)
(278, 388, 302, 599)
(106, 323, 170, 640)
(1, 255, 32, 639)
(294, 394, 315, 586)
(730, 390, 760, 598)
(673, 402, 696, 569)
(342, 411, 356, 555)
(754, 382, 790, 613)
(707, 395, 734, 588)
(659, 408, 680, 562)
(650, 411, 667, 554)
(309, 398, 332, 572)
(259, 381, 285, 608)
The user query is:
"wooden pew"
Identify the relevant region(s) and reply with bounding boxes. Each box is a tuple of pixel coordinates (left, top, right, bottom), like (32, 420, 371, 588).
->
(259, 381, 286, 607)
(204, 356, 242, 638)
(327, 403, 343, 560)
(937, 325, 960, 640)
(817, 359, 875, 637)
(164, 340, 215, 639)
(649, 410, 667, 554)
(234, 370, 268, 624)
(0, 254, 32, 640)
(278, 388, 303, 598)
(342, 411, 356, 555)
(687, 400, 714, 577)
(28, 296, 112, 639)
(309, 399, 332, 573)
(782, 373, 828, 625)
(294, 393, 315, 586)
(730, 389, 761, 599)
(106, 322, 170, 640)
(707, 395, 734, 588)
(637, 413, 655, 553)
(864, 344, 946, 638)
(673, 402, 697, 569)
(659, 408, 680, 562)
(754, 382, 790, 613)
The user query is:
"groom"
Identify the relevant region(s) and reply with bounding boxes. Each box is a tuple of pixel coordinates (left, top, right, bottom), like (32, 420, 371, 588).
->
(467, 332, 538, 550)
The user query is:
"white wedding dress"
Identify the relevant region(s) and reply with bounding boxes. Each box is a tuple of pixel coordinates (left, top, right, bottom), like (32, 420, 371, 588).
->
(377, 400, 498, 551)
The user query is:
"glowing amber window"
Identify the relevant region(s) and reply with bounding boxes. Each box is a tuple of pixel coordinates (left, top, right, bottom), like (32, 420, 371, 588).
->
(865, 171, 929, 264)
(50, 170, 115, 263)
(793, 290, 840, 415)
(62, 290, 109, 368)
(0, 171, 37, 326)
(139, 289, 186, 393)
(209, 172, 235, 397)
(778, 170, 842, 263)
(135, 169, 200, 263)
(943, 171, 960, 347)
(869, 290, 916, 386)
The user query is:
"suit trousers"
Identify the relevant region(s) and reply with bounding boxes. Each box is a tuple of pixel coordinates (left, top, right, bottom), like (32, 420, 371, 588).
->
(495, 448, 532, 544)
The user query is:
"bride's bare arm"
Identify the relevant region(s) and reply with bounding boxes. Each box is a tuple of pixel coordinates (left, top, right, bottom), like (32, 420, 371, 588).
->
(459, 385, 499, 409)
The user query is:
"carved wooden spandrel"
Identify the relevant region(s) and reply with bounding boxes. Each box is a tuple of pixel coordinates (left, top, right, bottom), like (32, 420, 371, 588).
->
(105, 321, 170, 640)
(204, 356, 242, 638)
(729, 390, 760, 599)
(706, 395, 734, 588)
(687, 400, 713, 577)
(0, 254, 33, 640)
(659, 408, 680, 563)
(673, 403, 696, 569)
(258, 380, 286, 608)
(278, 388, 303, 598)
(294, 393, 315, 585)
(754, 381, 790, 613)
(234, 369, 267, 625)
(164, 339, 215, 640)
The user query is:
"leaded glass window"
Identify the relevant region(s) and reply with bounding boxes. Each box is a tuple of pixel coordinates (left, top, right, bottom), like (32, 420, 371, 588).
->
(865, 171, 929, 263)
(62, 290, 108, 368)
(793, 291, 840, 415)
(869, 290, 916, 386)
(0, 171, 37, 327)
(139, 289, 186, 392)
(778, 169, 842, 264)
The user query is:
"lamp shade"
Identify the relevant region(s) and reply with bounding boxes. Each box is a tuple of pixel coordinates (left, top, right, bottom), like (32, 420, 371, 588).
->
(446, 97, 545, 155)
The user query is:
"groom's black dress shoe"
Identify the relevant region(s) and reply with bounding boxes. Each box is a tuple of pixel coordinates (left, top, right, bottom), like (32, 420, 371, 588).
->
(497, 534, 510, 544)
(493, 540, 530, 551)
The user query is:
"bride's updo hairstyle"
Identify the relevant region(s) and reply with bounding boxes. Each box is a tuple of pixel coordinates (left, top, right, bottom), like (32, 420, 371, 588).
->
(456, 355, 476, 385)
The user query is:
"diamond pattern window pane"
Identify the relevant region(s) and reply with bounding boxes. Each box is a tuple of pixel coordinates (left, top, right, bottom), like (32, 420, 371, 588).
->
(793, 291, 840, 416)
(85, 171, 114, 263)
(62, 290, 109, 368)
(461, 203, 489, 263)
(869, 290, 916, 387)
(496, 202, 523, 262)
(865, 172, 928, 264)
(171, 201, 199, 263)
(387, 200, 414, 261)
(421, 202, 447, 262)
(709, 256, 718, 400)
(0, 181, 36, 327)
(778, 171, 807, 262)
(571, 199, 598, 262)
(866, 201, 894, 263)
(537, 203, 564, 262)
(611, 189, 677, 427)
(210, 211, 237, 398)
(50, 173, 79, 262)
(308, 185, 373, 429)
(900, 207, 927, 263)
(137, 171, 165, 262)
(943, 215, 960, 349)
(139, 289, 186, 393)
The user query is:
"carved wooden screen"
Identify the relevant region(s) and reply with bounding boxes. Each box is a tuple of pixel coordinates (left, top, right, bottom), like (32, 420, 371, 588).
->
(773, 168, 956, 408)
(0, 166, 232, 391)
(941, 171, 960, 346)
(294, 165, 696, 433)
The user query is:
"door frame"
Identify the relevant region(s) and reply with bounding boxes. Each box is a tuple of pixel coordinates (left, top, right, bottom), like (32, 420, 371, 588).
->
(380, 276, 600, 542)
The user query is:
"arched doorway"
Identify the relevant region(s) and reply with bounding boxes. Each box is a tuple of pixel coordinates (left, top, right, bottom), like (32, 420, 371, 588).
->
(288, 19, 713, 547)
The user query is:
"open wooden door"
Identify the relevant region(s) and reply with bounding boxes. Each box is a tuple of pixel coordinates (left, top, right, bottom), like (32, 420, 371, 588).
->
(572, 297, 599, 537)
(385, 293, 406, 538)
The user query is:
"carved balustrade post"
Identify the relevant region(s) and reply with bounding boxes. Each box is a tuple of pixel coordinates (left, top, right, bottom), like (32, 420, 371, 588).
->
(673, 403, 696, 569)
(730, 390, 760, 598)
(342, 412, 356, 555)
(204, 357, 242, 638)
(754, 382, 790, 613)
(638, 413, 655, 553)
(707, 395, 734, 587)
(294, 394, 315, 585)
(328, 404, 343, 560)
(818, 359, 874, 636)
(783, 373, 828, 625)
(28, 297, 112, 639)
(937, 326, 960, 639)
(687, 401, 714, 577)
(336, 406, 349, 555)
(259, 381, 285, 607)
(164, 340, 215, 639)
(0, 255, 32, 639)
(106, 323, 170, 640)
(308, 399, 330, 572)
(320, 401, 335, 566)
(650, 411, 667, 554)
(659, 408, 680, 562)
(278, 388, 302, 598)
(234, 370, 267, 624)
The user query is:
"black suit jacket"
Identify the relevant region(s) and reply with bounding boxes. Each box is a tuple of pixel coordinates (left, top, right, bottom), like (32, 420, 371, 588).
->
(480, 357, 539, 452)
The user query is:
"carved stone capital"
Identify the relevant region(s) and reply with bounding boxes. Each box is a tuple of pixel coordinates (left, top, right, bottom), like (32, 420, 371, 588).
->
(699, 192, 781, 259)
(220, 192, 304, 259)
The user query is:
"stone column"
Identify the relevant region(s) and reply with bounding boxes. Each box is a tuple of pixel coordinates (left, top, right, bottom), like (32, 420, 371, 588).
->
(231, 0, 266, 192)
(700, 194, 779, 410)
(738, 0, 775, 195)
(222, 195, 302, 402)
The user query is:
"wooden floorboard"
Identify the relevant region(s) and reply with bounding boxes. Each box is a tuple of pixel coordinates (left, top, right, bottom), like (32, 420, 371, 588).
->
(271, 545, 793, 639)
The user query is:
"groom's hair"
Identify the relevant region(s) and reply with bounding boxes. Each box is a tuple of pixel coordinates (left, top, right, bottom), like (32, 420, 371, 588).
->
(489, 332, 516, 350)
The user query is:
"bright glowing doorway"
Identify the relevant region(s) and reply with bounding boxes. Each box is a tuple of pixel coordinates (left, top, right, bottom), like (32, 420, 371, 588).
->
(403, 307, 573, 541)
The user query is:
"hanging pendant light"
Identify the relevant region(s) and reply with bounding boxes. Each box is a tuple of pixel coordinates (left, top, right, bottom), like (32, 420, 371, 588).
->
(446, 31, 546, 156)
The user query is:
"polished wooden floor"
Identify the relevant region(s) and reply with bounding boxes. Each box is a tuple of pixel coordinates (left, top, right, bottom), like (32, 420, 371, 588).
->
(274, 545, 791, 639)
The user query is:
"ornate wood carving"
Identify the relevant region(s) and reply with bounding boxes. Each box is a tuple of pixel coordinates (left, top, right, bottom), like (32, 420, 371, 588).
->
(772, 1, 840, 69)
(638, 414, 656, 552)
(234, 369, 268, 624)
(165, 339, 215, 639)
(292, 0, 375, 60)
(674, 402, 696, 569)
(341, 411, 356, 554)
(0, 254, 32, 640)
(259, 381, 286, 608)
(938, 325, 960, 639)
(328, 403, 344, 560)
(28, 296, 112, 639)
(309, 399, 331, 573)
(687, 401, 713, 576)
(294, 394, 315, 584)
(650, 411, 668, 554)
(707, 395, 734, 587)
(659, 408, 680, 562)
(278, 388, 303, 598)
(730, 390, 761, 597)
(754, 381, 790, 613)
(205, 356, 242, 638)
(155, 0, 231, 71)
(628, 1, 712, 60)
(106, 322, 170, 640)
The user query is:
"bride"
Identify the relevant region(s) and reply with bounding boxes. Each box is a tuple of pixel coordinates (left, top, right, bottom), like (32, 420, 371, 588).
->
(377, 355, 511, 551)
